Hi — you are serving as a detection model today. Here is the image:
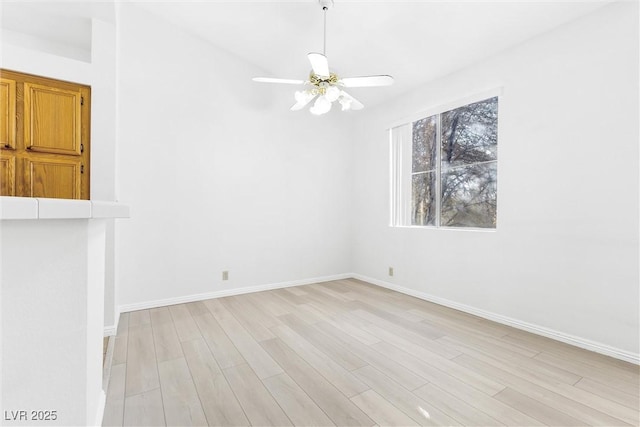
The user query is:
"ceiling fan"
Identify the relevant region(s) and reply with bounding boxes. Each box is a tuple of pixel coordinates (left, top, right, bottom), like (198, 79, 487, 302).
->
(252, 0, 394, 115)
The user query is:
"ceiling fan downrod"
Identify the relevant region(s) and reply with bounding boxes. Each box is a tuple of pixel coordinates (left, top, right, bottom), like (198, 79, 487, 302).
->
(319, 0, 333, 55)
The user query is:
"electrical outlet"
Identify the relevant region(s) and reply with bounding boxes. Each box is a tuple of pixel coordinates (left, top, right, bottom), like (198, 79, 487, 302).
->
(388, 267, 394, 277)
(222, 271, 229, 281)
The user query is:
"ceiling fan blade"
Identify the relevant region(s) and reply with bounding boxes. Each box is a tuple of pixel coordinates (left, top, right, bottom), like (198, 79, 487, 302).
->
(340, 90, 364, 110)
(308, 52, 330, 77)
(290, 94, 317, 111)
(252, 77, 305, 85)
(340, 75, 394, 88)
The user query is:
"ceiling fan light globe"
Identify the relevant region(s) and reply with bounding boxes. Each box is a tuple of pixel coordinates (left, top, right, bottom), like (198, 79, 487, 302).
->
(311, 95, 332, 115)
(325, 86, 341, 102)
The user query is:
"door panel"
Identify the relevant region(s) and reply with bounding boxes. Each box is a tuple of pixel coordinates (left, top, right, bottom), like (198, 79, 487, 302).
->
(0, 77, 16, 150)
(24, 82, 82, 156)
(25, 157, 81, 199)
(0, 153, 16, 195)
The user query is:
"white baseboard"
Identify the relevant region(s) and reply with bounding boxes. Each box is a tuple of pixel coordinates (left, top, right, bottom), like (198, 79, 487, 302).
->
(103, 325, 116, 336)
(117, 273, 352, 314)
(104, 306, 121, 337)
(353, 273, 640, 365)
(94, 390, 106, 427)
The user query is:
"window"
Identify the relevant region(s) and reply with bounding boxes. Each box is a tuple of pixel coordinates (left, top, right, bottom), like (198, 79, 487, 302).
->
(391, 96, 498, 229)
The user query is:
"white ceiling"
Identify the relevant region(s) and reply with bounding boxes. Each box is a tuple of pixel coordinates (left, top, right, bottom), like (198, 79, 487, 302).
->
(135, 0, 612, 107)
(1, 0, 612, 107)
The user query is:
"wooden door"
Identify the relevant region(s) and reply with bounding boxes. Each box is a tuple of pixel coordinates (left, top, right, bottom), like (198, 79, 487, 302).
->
(1, 77, 16, 150)
(0, 69, 90, 199)
(24, 83, 82, 155)
(24, 156, 82, 199)
(0, 153, 15, 196)
(1, 77, 17, 196)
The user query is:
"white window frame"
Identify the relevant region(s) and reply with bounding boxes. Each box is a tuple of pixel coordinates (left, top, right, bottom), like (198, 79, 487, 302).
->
(389, 88, 502, 230)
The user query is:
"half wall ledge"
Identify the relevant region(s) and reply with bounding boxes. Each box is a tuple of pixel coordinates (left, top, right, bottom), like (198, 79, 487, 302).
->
(0, 197, 130, 220)
(0, 196, 129, 426)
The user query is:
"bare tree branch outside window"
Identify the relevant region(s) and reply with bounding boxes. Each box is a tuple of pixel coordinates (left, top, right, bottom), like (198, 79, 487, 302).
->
(411, 116, 437, 225)
(407, 96, 498, 228)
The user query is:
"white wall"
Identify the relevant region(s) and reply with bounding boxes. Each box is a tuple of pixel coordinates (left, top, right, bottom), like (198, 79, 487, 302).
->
(90, 18, 119, 333)
(351, 1, 639, 359)
(1, 219, 106, 426)
(115, 4, 353, 308)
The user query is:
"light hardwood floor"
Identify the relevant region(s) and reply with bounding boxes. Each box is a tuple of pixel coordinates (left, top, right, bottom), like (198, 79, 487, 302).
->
(102, 279, 639, 427)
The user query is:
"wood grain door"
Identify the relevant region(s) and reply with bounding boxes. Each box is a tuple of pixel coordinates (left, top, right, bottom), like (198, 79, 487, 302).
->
(23, 82, 82, 155)
(23, 156, 82, 199)
(1, 77, 17, 150)
(0, 153, 16, 196)
(0, 69, 90, 199)
(1, 76, 17, 196)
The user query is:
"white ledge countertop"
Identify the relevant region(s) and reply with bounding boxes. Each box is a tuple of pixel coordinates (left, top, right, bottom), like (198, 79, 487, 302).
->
(0, 197, 130, 220)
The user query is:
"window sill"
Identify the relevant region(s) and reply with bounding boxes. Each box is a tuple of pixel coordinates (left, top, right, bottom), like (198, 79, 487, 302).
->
(390, 225, 496, 232)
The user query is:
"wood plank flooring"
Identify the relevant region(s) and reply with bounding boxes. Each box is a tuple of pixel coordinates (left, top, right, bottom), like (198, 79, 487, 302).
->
(103, 279, 639, 427)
